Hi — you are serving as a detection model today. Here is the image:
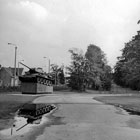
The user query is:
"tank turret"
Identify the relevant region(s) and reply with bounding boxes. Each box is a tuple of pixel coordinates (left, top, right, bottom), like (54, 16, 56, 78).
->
(20, 62, 43, 75)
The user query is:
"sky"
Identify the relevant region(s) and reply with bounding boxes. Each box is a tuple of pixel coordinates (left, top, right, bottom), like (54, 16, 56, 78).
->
(0, 0, 140, 72)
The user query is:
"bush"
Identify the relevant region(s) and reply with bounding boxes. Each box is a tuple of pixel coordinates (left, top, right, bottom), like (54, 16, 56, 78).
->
(0, 86, 21, 93)
(53, 85, 69, 91)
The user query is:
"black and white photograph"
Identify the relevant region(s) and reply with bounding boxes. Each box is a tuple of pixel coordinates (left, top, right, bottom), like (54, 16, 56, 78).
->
(0, 0, 140, 139)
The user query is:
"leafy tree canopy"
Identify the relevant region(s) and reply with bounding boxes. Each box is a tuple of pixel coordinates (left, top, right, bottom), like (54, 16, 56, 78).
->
(114, 31, 140, 90)
(50, 64, 65, 85)
(67, 45, 112, 91)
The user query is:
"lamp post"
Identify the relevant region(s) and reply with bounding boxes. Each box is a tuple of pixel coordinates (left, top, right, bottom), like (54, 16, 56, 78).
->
(8, 43, 17, 87)
(43, 57, 50, 73)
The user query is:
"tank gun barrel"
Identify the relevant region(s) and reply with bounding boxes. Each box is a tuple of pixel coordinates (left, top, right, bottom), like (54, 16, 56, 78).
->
(19, 62, 31, 69)
(19, 62, 41, 74)
(16, 123, 28, 132)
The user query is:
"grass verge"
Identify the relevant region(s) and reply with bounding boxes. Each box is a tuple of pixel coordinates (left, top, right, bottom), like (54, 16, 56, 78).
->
(94, 95, 140, 114)
(0, 94, 38, 130)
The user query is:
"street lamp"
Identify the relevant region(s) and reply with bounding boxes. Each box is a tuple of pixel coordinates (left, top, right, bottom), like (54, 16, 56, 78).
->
(8, 43, 17, 87)
(43, 57, 50, 73)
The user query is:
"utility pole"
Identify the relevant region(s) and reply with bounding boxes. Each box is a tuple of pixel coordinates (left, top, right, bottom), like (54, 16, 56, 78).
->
(55, 71, 57, 85)
(8, 43, 17, 87)
(48, 59, 50, 73)
(43, 57, 50, 73)
(14, 46, 17, 86)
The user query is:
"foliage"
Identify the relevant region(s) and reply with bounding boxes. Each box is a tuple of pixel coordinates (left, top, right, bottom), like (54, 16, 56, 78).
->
(85, 44, 112, 90)
(67, 45, 112, 91)
(67, 48, 87, 91)
(50, 64, 65, 85)
(58, 68, 65, 84)
(114, 31, 140, 90)
(53, 85, 69, 91)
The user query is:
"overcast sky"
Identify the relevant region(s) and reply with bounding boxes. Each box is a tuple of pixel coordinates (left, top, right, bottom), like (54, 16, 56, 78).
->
(0, 0, 140, 71)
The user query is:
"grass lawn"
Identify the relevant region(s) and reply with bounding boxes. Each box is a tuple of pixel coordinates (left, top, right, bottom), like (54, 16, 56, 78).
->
(94, 95, 140, 113)
(0, 94, 39, 130)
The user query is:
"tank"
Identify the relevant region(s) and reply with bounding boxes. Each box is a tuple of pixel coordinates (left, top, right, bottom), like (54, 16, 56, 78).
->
(18, 103, 56, 121)
(19, 62, 54, 94)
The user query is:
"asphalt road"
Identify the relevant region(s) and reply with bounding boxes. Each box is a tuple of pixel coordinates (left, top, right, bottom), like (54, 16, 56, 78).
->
(33, 93, 140, 140)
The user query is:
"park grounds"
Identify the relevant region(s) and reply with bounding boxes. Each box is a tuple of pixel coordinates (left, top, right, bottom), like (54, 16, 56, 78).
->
(0, 84, 140, 136)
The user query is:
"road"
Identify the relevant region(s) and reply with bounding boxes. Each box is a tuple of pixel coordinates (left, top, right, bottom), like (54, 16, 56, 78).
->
(1, 92, 140, 140)
(32, 93, 140, 140)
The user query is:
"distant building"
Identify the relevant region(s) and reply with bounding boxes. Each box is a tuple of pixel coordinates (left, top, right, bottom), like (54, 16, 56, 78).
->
(0, 67, 24, 87)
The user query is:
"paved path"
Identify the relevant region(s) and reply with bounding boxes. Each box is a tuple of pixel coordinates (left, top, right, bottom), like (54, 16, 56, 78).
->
(33, 93, 140, 140)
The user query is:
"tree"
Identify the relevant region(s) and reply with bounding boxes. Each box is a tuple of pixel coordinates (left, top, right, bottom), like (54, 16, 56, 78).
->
(67, 48, 87, 91)
(114, 31, 140, 90)
(67, 45, 112, 91)
(85, 44, 112, 90)
(50, 64, 65, 85)
(58, 66, 65, 84)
